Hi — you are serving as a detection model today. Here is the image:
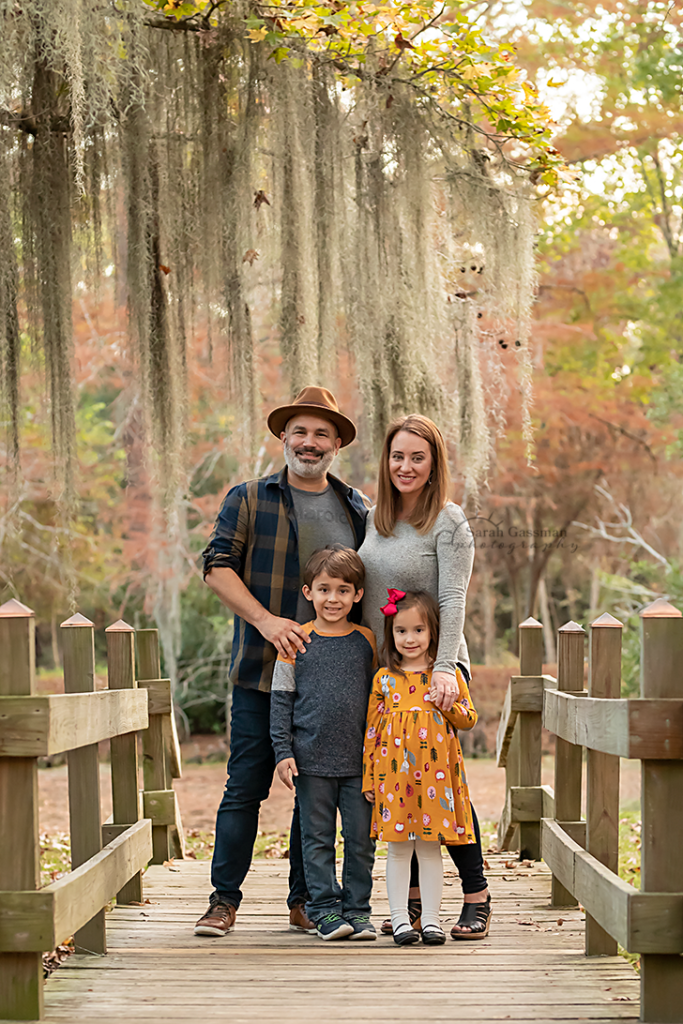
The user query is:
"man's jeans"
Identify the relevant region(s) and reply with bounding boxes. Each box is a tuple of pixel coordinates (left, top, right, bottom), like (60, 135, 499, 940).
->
(295, 773, 375, 924)
(210, 685, 308, 909)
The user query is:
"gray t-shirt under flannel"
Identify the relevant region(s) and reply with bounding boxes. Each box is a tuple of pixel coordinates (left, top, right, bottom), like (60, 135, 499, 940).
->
(289, 484, 356, 623)
(269, 624, 377, 777)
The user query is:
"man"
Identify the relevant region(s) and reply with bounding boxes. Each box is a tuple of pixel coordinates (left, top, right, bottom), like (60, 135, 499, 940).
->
(194, 386, 369, 937)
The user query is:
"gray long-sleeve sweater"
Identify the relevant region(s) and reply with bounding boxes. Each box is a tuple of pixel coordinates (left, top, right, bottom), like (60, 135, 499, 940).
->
(359, 503, 474, 676)
(270, 623, 377, 776)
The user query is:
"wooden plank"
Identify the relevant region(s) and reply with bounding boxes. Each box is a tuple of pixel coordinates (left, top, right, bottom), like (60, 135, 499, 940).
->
(0, 690, 150, 756)
(551, 622, 585, 907)
(137, 678, 173, 716)
(517, 621, 544, 860)
(137, 630, 172, 864)
(62, 615, 106, 956)
(541, 818, 579, 897)
(639, 600, 683, 1023)
(0, 599, 43, 1021)
(143, 789, 178, 827)
(586, 616, 621, 956)
(107, 621, 143, 906)
(510, 675, 548, 713)
(541, 819, 683, 955)
(0, 819, 153, 952)
(496, 675, 555, 768)
(36, 857, 641, 1024)
(543, 691, 683, 759)
(496, 679, 513, 768)
(510, 785, 542, 821)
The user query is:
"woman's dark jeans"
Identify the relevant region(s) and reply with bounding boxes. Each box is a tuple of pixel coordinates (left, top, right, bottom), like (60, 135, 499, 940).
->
(210, 685, 308, 909)
(409, 804, 487, 895)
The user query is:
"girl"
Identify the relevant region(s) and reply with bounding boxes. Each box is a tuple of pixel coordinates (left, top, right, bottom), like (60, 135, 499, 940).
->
(362, 590, 478, 946)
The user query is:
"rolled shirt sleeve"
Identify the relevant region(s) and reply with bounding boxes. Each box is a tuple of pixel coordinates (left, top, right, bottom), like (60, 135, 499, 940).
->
(202, 483, 250, 578)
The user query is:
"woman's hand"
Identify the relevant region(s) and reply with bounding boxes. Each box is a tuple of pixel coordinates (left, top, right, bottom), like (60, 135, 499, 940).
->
(429, 670, 460, 712)
(363, 790, 375, 804)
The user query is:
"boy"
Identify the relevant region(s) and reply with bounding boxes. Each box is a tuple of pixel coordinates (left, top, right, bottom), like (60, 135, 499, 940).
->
(270, 545, 377, 940)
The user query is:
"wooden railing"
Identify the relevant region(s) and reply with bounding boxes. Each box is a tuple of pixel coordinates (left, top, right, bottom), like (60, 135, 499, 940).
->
(496, 599, 683, 1024)
(0, 599, 185, 1021)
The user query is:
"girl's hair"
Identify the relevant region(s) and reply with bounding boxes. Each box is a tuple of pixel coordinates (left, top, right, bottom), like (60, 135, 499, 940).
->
(374, 414, 451, 537)
(382, 591, 440, 675)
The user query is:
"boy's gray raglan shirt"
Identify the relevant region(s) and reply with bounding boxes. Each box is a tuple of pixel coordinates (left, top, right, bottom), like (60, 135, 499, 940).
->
(269, 624, 377, 777)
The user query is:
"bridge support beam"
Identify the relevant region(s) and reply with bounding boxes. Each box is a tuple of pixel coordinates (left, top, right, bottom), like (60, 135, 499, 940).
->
(639, 599, 683, 1023)
(551, 621, 585, 907)
(585, 613, 621, 956)
(517, 618, 543, 860)
(0, 600, 43, 1021)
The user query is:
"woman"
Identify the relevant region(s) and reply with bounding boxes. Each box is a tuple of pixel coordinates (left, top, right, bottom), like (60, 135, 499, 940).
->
(359, 414, 491, 939)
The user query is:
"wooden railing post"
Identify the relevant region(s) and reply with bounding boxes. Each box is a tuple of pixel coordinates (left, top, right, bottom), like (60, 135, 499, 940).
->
(137, 629, 171, 863)
(518, 617, 544, 860)
(639, 597, 683, 1023)
(61, 613, 106, 955)
(585, 612, 622, 956)
(0, 599, 43, 1020)
(106, 619, 143, 904)
(551, 620, 585, 907)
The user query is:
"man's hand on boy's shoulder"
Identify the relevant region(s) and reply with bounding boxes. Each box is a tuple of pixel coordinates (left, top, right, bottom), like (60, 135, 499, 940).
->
(276, 757, 299, 791)
(259, 613, 311, 659)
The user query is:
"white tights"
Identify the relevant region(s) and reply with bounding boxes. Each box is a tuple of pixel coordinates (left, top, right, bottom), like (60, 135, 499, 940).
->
(386, 838, 443, 931)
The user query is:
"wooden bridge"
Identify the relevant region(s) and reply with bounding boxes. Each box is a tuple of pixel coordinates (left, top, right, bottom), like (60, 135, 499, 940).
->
(1, 597, 681, 1023)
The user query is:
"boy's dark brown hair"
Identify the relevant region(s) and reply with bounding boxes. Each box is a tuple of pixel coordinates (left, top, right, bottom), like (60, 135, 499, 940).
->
(303, 545, 365, 591)
(382, 590, 440, 675)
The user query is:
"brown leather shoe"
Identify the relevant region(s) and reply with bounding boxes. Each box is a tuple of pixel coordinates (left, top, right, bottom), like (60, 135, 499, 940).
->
(194, 901, 236, 936)
(289, 903, 316, 933)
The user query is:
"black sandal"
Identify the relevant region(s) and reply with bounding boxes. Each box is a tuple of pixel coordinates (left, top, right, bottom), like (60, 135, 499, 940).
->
(381, 897, 422, 935)
(450, 898, 491, 940)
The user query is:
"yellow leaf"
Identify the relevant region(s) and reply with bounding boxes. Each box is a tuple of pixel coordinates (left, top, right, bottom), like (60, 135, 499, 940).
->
(247, 26, 267, 42)
(461, 62, 494, 81)
(546, 78, 564, 88)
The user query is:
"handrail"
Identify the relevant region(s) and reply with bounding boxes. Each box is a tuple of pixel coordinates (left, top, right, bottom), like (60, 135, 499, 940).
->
(0, 599, 185, 1021)
(496, 599, 683, 1024)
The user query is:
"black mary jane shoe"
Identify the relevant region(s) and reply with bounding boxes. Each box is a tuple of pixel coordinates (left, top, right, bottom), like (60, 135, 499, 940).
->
(421, 924, 446, 945)
(393, 924, 421, 946)
(382, 897, 422, 936)
(450, 897, 492, 941)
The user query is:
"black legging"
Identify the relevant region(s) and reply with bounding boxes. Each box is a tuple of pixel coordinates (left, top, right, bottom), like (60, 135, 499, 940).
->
(409, 804, 487, 895)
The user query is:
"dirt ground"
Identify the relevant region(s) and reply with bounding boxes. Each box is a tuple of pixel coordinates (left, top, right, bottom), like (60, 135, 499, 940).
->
(37, 738, 642, 834)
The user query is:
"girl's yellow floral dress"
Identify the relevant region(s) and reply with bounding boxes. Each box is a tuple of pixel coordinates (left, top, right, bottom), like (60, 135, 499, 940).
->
(362, 666, 477, 845)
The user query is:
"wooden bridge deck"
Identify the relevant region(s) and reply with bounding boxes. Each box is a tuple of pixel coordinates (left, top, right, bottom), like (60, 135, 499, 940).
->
(40, 853, 639, 1024)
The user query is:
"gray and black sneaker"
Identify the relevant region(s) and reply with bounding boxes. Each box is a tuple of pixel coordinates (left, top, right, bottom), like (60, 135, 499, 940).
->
(346, 915, 377, 940)
(315, 913, 354, 940)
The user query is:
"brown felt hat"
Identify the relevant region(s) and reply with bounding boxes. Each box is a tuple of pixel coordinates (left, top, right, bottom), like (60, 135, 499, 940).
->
(267, 386, 356, 447)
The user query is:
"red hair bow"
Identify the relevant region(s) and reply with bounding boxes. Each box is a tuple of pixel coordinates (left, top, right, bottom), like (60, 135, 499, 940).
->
(380, 588, 406, 616)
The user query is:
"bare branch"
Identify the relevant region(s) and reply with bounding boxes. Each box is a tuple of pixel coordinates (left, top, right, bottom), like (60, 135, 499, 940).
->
(572, 483, 671, 570)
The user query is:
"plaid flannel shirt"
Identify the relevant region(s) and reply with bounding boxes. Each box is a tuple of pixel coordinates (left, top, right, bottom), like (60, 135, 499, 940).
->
(202, 468, 370, 692)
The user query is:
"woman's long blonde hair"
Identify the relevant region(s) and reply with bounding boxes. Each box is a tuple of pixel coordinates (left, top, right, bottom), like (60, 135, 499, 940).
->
(374, 414, 451, 537)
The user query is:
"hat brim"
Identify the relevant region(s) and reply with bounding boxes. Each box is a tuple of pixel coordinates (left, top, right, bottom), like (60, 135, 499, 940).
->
(267, 404, 356, 447)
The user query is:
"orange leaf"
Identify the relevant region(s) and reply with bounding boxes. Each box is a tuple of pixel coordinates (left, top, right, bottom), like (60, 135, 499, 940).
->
(242, 249, 260, 266)
(159, 264, 171, 275)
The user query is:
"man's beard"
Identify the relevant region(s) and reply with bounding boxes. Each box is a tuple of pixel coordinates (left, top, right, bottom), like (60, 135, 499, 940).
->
(284, 441, 336, 480)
